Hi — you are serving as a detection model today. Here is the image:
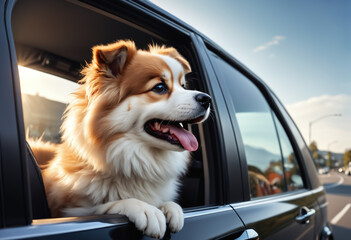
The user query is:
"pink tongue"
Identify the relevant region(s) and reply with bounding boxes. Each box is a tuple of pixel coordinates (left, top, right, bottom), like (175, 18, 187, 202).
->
(167, 125, 198, 151)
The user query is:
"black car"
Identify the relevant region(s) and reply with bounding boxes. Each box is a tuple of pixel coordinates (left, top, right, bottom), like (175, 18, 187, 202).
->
(0, 0, 333, 239)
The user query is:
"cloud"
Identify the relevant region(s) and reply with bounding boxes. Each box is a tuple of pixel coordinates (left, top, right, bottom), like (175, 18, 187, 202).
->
(252, 35, 286, 53)
(286, 94, 351, 153)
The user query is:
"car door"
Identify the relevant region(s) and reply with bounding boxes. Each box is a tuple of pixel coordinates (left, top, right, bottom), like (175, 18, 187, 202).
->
(206, 46, 325, 240)
(0, 0, 247, 239)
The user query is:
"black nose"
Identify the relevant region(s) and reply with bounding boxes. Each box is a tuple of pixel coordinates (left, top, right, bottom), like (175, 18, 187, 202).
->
(195, 93, 211, 109)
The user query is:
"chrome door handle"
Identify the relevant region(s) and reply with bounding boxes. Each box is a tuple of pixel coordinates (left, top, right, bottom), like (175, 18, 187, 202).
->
(296, 206, 316, 224)
(235, 229, 259, 240)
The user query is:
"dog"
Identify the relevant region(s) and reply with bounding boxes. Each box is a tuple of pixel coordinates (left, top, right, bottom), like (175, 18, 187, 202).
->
(32, 40, 211, 239)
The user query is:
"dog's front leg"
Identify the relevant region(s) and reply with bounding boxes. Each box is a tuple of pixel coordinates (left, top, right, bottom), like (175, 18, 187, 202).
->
(160, 202, 184, 233)
(65, 198, 167, 239)
(106, 198, 167, 239)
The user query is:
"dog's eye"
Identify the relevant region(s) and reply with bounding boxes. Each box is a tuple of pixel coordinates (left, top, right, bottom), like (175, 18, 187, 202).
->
(152, 83, 168, 94)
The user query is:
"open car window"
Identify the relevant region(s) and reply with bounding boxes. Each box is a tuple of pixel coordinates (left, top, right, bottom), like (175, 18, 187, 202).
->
(11, 0, 220, 225)
(19, 66, 79, 143)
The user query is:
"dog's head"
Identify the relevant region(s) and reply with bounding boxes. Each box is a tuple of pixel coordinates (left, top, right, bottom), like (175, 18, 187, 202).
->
(76, 40, 211, 153)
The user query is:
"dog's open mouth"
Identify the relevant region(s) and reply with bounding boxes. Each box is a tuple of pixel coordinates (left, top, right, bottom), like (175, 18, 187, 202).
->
(144, 119, 201, 151)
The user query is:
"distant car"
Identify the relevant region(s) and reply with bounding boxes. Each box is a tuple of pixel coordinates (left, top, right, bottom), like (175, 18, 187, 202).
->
(0, 0, 333, 239)
(345, 163, 351, 176)
(318, 167, 330, 175)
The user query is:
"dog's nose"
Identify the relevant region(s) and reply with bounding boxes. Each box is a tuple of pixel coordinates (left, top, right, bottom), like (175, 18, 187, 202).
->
(195, 93, 211, 109)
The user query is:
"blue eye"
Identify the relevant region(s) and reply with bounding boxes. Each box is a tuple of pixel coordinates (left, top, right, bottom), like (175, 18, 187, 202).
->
(152, 83, 168, 94)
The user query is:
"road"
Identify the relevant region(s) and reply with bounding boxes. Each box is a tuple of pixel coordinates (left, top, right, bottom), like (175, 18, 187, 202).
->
(319, 171, 351, 240)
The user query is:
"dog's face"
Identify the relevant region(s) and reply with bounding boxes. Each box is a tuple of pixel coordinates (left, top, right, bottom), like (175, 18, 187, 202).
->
(81, 40, 211, 152)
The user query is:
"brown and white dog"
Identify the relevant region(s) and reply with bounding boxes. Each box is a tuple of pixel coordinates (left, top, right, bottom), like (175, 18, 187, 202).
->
(33, 40, 211, 239)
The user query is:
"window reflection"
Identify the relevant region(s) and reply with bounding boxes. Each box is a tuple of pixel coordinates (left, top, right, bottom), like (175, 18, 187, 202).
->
(236, 112, 285, 198)
(274, 115, 304, 190)
(208, 51, 304, 199)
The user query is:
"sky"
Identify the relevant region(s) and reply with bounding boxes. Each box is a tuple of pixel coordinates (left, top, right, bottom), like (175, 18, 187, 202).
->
(150, 0, 351, 153)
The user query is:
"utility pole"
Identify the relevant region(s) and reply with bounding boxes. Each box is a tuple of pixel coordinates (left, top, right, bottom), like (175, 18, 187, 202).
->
(309, 113, 341, 144)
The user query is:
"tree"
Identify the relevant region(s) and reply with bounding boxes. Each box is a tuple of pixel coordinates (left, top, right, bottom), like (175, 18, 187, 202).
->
(327, 152, 332, 168)
(344, 149, 351, 168)
(309, 141, 321, 168)
(309, 141, 318, 152)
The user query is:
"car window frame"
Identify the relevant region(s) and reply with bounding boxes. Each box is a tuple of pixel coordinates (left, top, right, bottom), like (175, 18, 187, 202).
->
(191, 34, 246, 204)
(1, 0, 32, 227)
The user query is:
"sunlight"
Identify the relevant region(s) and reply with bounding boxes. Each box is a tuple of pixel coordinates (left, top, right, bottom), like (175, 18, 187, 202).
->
(18, 66, 79, 104)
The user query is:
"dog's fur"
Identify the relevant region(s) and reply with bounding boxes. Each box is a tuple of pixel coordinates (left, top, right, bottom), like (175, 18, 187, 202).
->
(33, 40, 210, 238)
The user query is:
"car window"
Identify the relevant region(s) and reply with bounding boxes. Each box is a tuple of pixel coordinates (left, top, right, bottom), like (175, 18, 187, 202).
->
(273, 114, 304, 191)
(236, 111, 285, 197)
(18, 65, 210, 210)
(209, 51, 305, 199)
(12, 0, 216, 223)
(19, 66, 79, 143)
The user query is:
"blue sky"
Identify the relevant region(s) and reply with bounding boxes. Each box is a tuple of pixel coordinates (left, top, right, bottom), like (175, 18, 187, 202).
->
(151, 0, 351, 153)
(151, 0, 350, 105)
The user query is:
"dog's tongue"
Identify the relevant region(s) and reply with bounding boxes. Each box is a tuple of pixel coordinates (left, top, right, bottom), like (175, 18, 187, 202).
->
(168, 125, 198, 151)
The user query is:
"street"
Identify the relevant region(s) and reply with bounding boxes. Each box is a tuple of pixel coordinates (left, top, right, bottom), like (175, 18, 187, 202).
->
(319, 171, 351, 240)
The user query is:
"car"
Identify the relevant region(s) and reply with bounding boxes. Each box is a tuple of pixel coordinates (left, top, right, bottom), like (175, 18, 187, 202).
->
(345, 163, 351, 176)
(0, 0, 333, 239)
(318, 167, 330, 175)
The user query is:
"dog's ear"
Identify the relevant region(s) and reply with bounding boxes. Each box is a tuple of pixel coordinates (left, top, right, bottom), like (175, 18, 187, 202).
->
(93, 40, 137, 76)
(173, 53, 191, 74)
(149, 45, 191, 74)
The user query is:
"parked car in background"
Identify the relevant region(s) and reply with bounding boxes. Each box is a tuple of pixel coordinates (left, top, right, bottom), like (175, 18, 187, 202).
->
(318, 167, 330, 175)
(345, 162, 351, 176)
(0, 0, 333, 239)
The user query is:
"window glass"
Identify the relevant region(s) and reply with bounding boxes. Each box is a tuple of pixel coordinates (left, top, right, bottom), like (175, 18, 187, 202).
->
(235, 113, 285, 198)
(274, 114, 304, 190)
(19, 66, 79, 143)
(209, 52, 304, 198)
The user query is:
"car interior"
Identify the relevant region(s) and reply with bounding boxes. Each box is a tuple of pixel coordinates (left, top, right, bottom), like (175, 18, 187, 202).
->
(12, 0, 218, 220)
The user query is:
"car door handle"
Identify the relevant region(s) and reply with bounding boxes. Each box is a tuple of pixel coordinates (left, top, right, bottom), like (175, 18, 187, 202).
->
(295, 206, 316, 224)
(235, 229, 259, 240)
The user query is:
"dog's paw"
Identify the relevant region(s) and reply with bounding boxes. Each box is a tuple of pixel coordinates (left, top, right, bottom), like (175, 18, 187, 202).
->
(160, 202, 184, 233)
(134, 204, 166, 239)
(108, 199, 166, 239)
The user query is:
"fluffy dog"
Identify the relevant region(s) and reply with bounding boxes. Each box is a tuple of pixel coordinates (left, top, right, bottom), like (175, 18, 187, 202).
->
(36, 40, 211, 238)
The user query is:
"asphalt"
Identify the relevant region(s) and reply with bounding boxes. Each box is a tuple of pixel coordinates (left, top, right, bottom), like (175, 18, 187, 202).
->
(319, 171, 351, 240)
